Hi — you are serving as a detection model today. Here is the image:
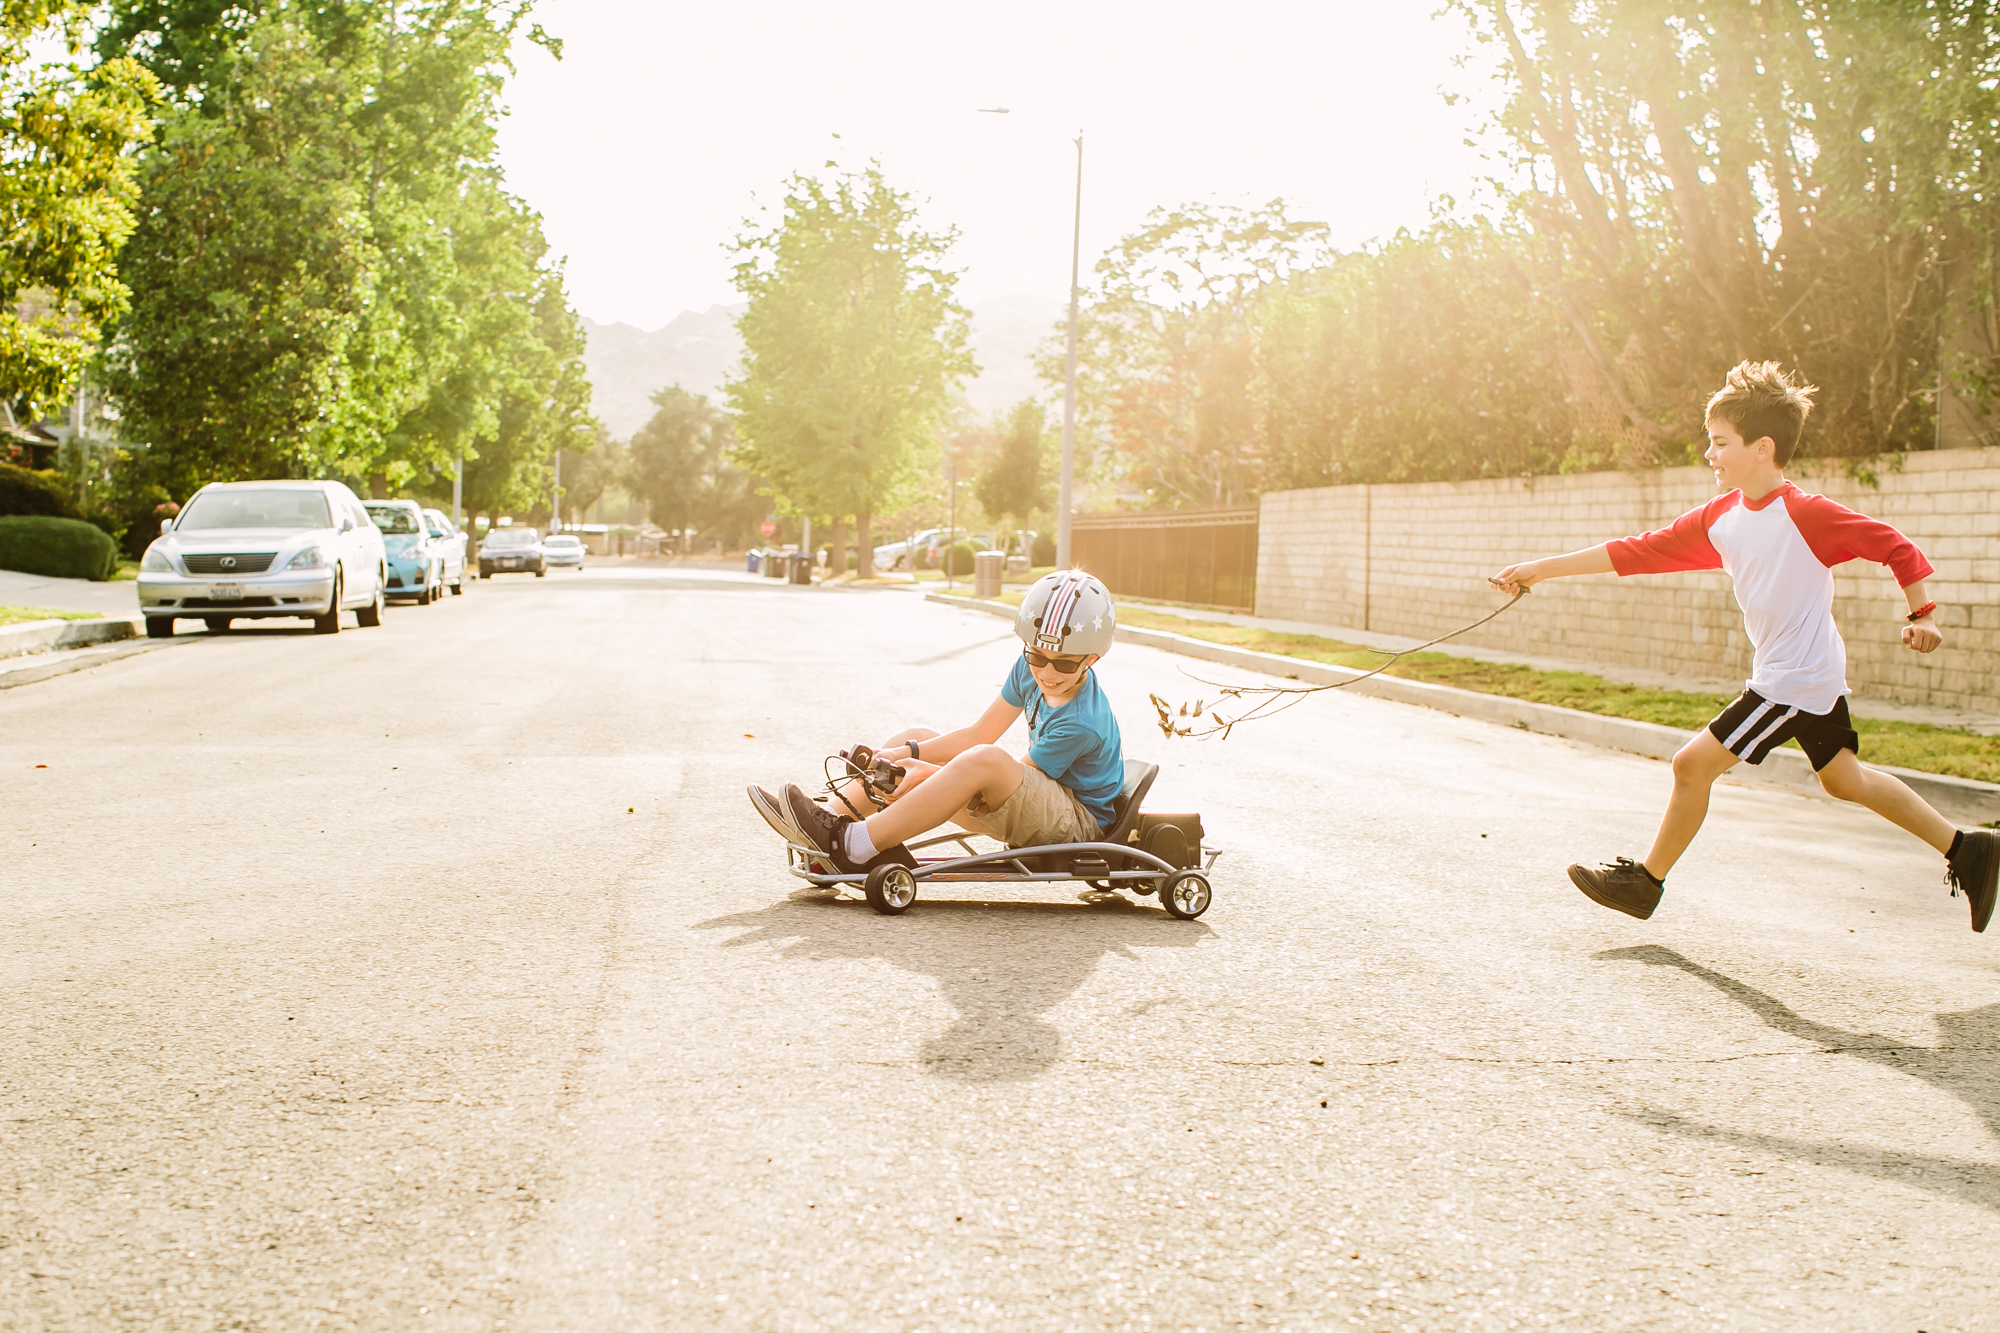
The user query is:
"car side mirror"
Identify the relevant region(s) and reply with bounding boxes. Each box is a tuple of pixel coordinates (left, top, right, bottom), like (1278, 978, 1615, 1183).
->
(159, 517, 173, 536)
(339, 515, 356, 533)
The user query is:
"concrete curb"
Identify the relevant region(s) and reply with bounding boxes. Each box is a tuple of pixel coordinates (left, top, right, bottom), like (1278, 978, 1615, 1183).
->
(926, 592, 2000, 825)
(0, 615, 143, 660)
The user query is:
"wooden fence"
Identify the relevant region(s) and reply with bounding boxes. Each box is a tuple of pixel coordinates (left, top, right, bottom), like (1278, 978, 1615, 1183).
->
(1070, 506, 1259, 612)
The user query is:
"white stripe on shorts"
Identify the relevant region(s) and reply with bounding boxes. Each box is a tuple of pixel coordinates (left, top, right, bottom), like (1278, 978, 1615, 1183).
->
(1727, 701, 1799, 758)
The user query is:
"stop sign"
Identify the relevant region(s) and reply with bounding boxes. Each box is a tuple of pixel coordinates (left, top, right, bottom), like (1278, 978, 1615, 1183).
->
(760, 520, 776, 537)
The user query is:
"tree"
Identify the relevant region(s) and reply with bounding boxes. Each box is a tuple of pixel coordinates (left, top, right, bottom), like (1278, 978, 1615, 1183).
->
(974, 399, 1052, 530)
(1450, 0, 1993, 463)
(1050, 201, 1331, 507)
(626, 386, 762, 550)
(726, 164, 973, 562)
(99, 1, 594, 500)
(0, 4, 157, 417)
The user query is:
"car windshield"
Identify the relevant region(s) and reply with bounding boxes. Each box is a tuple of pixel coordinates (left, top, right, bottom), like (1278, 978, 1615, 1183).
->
(485, 529, 537, 546)
(367, 506, 421, 534)
(178, 489, 331, 531)
(547, 536, 581, 547)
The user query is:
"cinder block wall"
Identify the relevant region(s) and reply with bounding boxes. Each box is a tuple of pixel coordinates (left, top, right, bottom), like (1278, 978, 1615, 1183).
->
(1256, 447, 2000, 713)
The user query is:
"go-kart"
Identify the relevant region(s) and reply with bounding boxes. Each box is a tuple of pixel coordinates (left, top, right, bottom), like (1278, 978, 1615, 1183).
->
(786, 757, 1218, 919)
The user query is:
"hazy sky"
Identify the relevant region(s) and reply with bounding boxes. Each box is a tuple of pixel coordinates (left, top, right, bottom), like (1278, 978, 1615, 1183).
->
(494, 1, 1501, 331)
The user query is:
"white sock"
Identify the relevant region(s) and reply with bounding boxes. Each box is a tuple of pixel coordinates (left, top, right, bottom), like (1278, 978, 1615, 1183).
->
(844, 821, 878, 864)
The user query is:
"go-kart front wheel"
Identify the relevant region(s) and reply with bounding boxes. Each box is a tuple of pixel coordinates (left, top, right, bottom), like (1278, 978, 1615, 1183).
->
(1160, 870, 1211, 920)
(864, 863, 918, 916)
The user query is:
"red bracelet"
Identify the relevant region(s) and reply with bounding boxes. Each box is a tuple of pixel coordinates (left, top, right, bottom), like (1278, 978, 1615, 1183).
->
(1906, 600, 1937, 623)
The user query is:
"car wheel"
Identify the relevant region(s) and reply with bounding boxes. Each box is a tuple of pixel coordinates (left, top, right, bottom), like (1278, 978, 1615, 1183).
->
(451, 577, 465, 595)
(203, 616, 233, 634)
(356, 572, 384, 627)
(313, 576, 343, 634)
(145, 616, 176, 639)
(415, 580, 431, 606)
(535, 566, 546, 578)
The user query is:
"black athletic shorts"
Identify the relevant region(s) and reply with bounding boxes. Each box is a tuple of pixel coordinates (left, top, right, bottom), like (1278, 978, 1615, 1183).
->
(1707, 689, 1859, 772)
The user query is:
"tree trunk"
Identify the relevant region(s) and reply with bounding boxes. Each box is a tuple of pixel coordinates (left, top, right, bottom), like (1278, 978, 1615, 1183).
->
(828, 518, 847, 578)
(368, 472, 389, 500)
(854, 511, 870, 579)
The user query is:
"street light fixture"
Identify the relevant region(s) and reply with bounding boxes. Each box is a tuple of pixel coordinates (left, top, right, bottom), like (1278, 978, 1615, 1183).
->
(980, 109, 1084, 570)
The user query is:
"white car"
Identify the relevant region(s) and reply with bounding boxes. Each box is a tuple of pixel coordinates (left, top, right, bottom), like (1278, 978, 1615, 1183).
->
(543, 533, 586, 570)
(873, 527, 943, 572)
(421, 508, 469, 594)
(137, 480, 387, 636)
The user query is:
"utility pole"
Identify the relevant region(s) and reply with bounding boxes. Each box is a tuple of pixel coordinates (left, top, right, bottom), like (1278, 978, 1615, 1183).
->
(551, 451, 562, 533)
(451, 458, 463, 529)
(1058, 131, 1083, 570)
(946, 460, 958, 593)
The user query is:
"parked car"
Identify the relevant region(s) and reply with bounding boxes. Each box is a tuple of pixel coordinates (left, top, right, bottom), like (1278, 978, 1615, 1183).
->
(137, 480, 386, 637)
(365, 500, 445, 605)
(543, 532, 586, 570)
(420, 508, 468, 595)
(872, 527, 943, 573)
(919, 529, 990, 570)
(478, 527, 545, 577)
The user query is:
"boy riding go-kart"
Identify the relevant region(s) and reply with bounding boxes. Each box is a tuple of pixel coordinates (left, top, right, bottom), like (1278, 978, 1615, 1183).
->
(748, 570, 1214, 917)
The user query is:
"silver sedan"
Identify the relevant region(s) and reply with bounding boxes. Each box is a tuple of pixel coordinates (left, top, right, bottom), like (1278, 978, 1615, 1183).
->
(137, 480, 387, 637)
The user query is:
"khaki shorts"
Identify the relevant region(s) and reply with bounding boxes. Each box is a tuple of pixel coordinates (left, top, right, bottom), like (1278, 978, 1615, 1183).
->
(957, 764, 1102, 847)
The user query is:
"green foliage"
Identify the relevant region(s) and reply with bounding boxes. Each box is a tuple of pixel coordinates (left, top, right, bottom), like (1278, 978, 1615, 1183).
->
(0, 4, 158, 415)
(626, 387, 764, 548)
(942, 542, 975, 577)
(974, 399, 1052, 526)
(727, 164, 974, 558)
(0, 513, 116, 579)
(99, 1, 595, 505)
(0, 461, 80, 517)
(1030, 531, 1055, 565)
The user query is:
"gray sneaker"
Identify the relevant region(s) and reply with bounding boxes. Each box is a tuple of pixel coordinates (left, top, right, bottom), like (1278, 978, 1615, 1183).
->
(748, 785, 805, 845)
(1566, 858, 1664, 921)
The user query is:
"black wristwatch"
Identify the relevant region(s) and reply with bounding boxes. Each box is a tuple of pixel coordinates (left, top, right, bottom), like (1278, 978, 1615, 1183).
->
(908, 739, 920, 761)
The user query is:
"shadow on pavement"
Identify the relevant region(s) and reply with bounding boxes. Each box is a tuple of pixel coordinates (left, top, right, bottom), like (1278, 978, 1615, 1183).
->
(699, 894, 1214, 1083)
(1599, 944, 2000, 1213)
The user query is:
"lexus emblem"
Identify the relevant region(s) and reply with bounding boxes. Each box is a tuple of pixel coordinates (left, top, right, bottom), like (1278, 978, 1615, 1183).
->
(219, 556, 237, 570)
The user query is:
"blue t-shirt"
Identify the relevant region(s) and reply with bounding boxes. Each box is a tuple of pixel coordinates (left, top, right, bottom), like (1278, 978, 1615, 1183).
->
(1000, 655, 1124, 831)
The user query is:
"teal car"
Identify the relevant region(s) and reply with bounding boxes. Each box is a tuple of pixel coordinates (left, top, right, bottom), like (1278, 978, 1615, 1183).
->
(365, 500, 446, 604)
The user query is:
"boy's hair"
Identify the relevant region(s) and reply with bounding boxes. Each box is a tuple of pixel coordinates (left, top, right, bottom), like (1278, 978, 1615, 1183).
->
(1706, 360, 1817, 464)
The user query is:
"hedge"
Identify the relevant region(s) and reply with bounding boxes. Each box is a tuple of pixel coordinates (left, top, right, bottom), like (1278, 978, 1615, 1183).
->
(0, 462, 80, 519)
(0, 515, 119, 581)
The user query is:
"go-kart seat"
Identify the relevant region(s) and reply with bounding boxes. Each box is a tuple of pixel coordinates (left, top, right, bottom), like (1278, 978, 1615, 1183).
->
(1101, 759, 1160, 846)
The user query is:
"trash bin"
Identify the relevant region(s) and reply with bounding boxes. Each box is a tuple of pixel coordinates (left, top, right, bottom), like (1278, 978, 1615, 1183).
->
(762, 548, 788, 578)
(746, 549, 762, 575)
(787, 552, 813, 585)
(974, 550, 1005, 598)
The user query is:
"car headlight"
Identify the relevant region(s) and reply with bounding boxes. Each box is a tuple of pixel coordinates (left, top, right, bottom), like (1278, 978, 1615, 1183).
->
(141, 545, 174, 573)
(286, 546, 329, 570)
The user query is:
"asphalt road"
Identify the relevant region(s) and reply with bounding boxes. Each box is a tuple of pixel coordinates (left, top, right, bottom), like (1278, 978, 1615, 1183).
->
(4, 564, 1996, 1332)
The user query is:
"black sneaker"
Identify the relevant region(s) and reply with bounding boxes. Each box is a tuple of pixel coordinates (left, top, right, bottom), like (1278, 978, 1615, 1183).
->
(1945, 828, 1999, 933)
(1566, 858, 1664, 921)
(780, 783, 915, 874)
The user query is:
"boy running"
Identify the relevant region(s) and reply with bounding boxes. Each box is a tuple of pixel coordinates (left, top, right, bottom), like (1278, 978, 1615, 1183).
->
(1492, 360, 1999, 932)
(747, 570, 1125, 873)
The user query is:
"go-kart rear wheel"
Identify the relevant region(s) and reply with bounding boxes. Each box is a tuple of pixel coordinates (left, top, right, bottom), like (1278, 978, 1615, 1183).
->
(864, 863, 918, 916)
(1160, 870, 1211, 920)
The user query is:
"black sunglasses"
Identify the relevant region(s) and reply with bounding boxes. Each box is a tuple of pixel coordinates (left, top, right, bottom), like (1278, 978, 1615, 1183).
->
(1024, 647, 1087, 674)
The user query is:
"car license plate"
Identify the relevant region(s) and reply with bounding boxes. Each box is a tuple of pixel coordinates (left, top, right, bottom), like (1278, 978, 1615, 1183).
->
(209, 583, 244, 600)
(503, 558, 520, 567)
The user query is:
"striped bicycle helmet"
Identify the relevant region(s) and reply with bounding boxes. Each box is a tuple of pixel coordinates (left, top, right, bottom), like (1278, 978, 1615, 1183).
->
(1015, 570, 1116, 658)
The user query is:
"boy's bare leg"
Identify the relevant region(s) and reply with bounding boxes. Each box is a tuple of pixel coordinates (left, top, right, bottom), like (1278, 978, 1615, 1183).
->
(1814, 750, 1956, 853)
(863, 744, 1024, 850)
(1643, 732, 1740, 880)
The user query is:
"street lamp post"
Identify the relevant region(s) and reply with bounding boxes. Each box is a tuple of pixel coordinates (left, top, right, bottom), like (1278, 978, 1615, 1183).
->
(980, 110, 1084, 570)
(1058, 132, 1082, 571)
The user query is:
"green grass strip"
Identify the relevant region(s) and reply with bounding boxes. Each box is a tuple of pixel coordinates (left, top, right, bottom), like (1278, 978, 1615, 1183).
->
(0, 605, 102, 627)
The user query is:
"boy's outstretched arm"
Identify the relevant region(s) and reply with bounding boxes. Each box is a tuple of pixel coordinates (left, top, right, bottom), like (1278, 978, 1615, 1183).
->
(878, 695, 1020, 767)
(1492, 544, 1615, 594)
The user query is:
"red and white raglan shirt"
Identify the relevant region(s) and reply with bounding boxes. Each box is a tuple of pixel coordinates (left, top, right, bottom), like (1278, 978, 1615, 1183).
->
(1606, 481, 1933, 716)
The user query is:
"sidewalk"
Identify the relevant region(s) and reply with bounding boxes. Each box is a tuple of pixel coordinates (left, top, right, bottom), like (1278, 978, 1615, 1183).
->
(0, 568, 140, 618)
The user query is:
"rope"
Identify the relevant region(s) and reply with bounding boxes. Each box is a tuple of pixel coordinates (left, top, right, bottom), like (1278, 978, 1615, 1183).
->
(1150, 585, 1531, 740)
